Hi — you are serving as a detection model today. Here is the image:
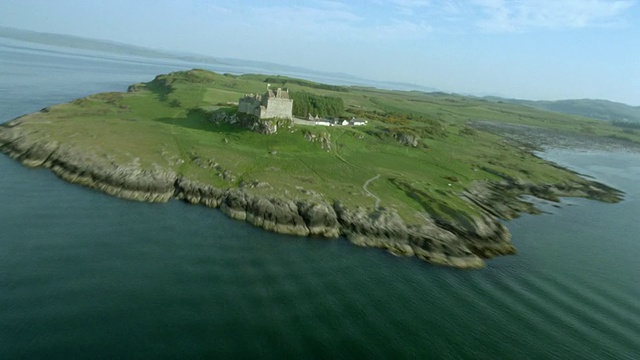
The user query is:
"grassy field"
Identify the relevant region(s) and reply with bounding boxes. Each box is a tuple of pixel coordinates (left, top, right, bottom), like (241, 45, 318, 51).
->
(14, 69, 636, 224)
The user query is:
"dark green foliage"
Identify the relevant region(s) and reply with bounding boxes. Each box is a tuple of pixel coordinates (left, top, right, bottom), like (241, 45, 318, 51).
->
(262, 76, 348, 92)
(291, 91, 344, 118)
(385, 113, 445, 137)
(172, 69, 219, 84)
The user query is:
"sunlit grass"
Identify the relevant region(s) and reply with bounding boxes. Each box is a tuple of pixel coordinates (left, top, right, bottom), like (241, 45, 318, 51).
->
(14, 69, 634, 223)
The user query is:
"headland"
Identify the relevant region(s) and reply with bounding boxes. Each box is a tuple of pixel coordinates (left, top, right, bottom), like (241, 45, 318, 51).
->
(0, 69, 630, 268)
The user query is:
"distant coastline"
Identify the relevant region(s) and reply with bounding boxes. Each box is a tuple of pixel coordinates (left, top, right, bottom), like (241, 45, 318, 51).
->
(0, 26, 438, 95)
(471, 120, 640, 153)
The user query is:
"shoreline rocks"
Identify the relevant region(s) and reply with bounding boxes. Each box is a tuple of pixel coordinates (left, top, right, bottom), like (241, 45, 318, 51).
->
(0, 122, 623, 269)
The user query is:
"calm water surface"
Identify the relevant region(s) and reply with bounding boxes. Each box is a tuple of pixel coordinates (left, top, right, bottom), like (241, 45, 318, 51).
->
(1, 39, 639, 359)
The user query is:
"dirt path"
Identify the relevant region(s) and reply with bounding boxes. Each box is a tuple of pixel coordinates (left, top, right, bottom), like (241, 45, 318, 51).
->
(332, 131, 382, 210)
(331, 130, 353, 165)
(363, 174, 381, 210)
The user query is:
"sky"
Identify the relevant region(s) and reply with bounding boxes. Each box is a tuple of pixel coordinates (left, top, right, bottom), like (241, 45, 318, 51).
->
(1, 0, 639, 105)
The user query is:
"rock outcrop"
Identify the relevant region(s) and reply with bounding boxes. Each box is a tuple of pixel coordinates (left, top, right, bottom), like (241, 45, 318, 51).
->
(0, 118, 622, 269)
(393, 131, 420, 147)
(0, 121, 176, 202)
(462, 177, 622, 220)
(211, 111, 292, 135)
(333, 202, 504, 268)
(303, 131, 332, 151)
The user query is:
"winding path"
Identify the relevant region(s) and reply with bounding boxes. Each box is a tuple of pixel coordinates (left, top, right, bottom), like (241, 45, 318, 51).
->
(331, 130, 381, 210)
(363, 174, 381, 210)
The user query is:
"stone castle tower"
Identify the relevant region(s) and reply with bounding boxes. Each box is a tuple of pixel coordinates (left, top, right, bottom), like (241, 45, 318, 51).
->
(237, 85, 293, 120)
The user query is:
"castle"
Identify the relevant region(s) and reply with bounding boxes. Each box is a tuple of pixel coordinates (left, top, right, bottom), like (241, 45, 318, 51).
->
(237, 86, 293, 120)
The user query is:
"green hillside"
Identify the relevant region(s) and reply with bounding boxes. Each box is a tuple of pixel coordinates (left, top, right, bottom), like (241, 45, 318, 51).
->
(488, 97, 640, 123)
(5, 69, 634, 224)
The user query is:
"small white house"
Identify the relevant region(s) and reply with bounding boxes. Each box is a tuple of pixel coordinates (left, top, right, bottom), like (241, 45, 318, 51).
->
(349, 119, 367, 126)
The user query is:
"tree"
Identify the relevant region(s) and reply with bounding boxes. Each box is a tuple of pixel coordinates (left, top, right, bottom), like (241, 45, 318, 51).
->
(291, 91, 344, 118)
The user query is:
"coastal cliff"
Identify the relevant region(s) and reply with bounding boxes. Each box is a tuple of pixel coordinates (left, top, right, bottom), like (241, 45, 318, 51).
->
(1, 69, 631, 269)
(0, 114, 622, 269)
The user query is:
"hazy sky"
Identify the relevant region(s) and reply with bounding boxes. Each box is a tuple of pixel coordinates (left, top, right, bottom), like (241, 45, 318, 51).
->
(1, 0, 639, 105)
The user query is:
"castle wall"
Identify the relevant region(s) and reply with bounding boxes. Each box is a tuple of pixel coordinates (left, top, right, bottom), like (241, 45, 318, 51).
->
(261, 98, 293, 119)
(238, 97, 262, 118)
(238, 91, 293, 120)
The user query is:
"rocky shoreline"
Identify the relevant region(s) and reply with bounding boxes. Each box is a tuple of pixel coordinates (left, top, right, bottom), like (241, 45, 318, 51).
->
(471, 120, 640, 153)
(0, 117, 623, 269)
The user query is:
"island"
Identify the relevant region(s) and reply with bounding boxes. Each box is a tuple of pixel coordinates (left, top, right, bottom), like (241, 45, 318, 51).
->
(0, 69, 631, 268)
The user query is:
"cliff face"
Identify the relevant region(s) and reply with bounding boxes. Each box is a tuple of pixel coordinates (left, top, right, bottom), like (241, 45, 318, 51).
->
(215, 112, 293, 135)
(0, 119, 176, 202)
(0, 118, 622, 269)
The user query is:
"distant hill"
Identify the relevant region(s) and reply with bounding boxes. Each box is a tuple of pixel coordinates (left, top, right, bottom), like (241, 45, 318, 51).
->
(0, 26, 438, 94)
(485, 97, 640, 123)
(0, 26, 224, 65)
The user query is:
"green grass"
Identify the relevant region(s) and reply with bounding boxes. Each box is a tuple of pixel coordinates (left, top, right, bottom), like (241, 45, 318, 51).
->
(14, 69, 634, 224)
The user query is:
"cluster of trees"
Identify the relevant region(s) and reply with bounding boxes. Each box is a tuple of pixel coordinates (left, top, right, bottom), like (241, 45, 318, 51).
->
(263, 77, 348, 92)
(291, 91, 344, 118)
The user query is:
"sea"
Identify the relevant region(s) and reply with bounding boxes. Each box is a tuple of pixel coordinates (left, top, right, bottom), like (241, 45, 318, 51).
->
(1, 37, 639, 359)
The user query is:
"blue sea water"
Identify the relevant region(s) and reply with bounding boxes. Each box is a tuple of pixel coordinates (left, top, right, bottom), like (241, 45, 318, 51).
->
(1, 38, 639, 359)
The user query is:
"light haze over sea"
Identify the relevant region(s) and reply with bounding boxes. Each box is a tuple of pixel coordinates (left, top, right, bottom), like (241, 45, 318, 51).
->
(1, 38, 639, 359)
(1, 1, 639, 105)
